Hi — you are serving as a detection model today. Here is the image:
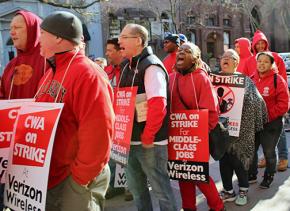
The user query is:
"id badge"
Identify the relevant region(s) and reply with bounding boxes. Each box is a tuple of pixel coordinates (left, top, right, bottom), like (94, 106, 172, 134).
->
(135, 93, 147, 122)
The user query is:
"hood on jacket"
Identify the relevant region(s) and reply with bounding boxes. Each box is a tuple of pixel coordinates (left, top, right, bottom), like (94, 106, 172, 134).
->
(252, 30, 269, 55)
(235, 37, 252, 59)
(15, 10, 42, 55)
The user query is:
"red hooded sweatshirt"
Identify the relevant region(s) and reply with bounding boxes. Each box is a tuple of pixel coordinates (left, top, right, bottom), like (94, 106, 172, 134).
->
(235, 37, 252, 74)
(243, 30, 287, 81)
(0, 10, 45, 99)
(252, 70, 289, 122)
(36, 51, 114, 188)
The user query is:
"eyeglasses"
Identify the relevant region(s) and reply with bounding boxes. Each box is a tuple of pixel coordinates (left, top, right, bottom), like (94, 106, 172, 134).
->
(177, 47, 193, 54)
(221, 55, 237, 60)
(118, 35, 139, 41)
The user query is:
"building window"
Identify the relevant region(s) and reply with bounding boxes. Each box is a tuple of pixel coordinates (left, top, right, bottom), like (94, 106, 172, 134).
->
(187, 16, 195, 25)
(109, 18, 121, 38)
(191, 32, 196, 44)
(109, 18, 152, 41)
(207, 17, 215, 26)
(223, 19, 231, 26)
(250, 6, 261, 36)
(161, 12, 172, 34)
(161, 19, 171, 34)
(223, 31, 230, 51)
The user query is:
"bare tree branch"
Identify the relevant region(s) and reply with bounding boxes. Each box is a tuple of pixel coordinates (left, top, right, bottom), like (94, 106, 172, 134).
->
(145, 0, 161, 21)
(169, 0, 178, 33)
(38, 0, 101, 9)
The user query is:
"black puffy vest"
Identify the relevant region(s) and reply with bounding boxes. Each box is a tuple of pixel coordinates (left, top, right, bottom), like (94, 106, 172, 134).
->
(119, 46, 169, 143)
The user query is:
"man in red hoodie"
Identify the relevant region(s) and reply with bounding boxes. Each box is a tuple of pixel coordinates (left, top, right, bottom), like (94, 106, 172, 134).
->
(234, 37, 252, 74)
(163, 33, 180, 74)
(0, 10, 45, 210)
(0, 10, 45, 99)
(36, 11, 114, 211)
(243, 30, 287, 81)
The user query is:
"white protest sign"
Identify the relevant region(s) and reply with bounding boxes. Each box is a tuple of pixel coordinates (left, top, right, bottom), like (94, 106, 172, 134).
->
(114, 163, 127, 188)
(4, 102, 63, 211)
(210, 73, 246, 137)
(0, 99, 34, 183)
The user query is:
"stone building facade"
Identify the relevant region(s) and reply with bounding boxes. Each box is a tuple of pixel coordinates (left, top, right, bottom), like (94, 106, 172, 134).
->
(0, 0, 289, 73)
(100, 0, 290, 69)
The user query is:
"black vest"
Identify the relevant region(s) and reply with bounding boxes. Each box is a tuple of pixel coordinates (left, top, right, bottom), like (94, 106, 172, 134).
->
(119, 46, 169, 143)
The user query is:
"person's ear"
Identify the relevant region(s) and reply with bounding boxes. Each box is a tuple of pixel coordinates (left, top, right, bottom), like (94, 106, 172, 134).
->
(137, 37, 143, 46)
(191, 57, 197, 64)
(234, 60, 239, 68)
(55, 36, 63, 44)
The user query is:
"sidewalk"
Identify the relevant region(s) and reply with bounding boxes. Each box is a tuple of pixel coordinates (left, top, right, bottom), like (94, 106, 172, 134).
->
(105, 163, 290, 211)
(105, 133, 290, 211)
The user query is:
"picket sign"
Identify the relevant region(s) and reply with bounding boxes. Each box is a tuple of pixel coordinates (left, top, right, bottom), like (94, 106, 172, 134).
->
(0, 99, 34, 183)
(4, 102, 63, 211)
(111, 87, 137, 166)
(168, 109, 209, 183)
(114, 164, 127, 188)
(210, 73, 246, 137)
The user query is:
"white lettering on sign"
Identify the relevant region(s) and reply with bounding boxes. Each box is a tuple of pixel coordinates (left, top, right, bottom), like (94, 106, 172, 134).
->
(0, 132, 13, 142)
(13, 144, 45, 163)
(171, 121, 198, 128)
(24, 116, 45, 131)
(8, 109, 18, 120)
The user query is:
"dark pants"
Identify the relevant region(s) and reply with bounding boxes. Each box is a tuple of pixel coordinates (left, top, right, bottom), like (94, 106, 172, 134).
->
(277, 127, 288, 160)
(249, 117, 283, 176)
(220, 152, 249, 191)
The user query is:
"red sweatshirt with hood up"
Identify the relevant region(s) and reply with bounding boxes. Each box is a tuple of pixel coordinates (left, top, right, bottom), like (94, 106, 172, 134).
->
(0, 10, 45, 99)
(243, 30, 287, 81)
(235, 37, 252, 74)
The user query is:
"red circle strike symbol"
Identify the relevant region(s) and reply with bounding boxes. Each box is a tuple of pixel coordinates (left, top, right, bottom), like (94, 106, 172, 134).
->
(215, 85, 235, 114)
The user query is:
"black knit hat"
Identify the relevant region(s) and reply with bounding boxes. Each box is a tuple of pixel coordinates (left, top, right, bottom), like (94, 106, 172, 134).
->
(41, 11, 82, 44)
(164, 33, 180, 46)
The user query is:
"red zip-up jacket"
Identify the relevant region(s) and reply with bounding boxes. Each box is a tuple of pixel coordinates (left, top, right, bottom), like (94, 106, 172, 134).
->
(36, 51, 114, 188)
(169, 68, 219, 131)
(252, 70, 289, 122)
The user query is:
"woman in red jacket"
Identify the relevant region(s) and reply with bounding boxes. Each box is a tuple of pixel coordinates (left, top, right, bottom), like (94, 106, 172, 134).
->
(169, 42, 225, 211)
(248, 52, 289, 188)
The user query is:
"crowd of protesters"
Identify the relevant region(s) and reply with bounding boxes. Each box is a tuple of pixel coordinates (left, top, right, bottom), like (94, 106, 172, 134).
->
(0, 9, 289, 211)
